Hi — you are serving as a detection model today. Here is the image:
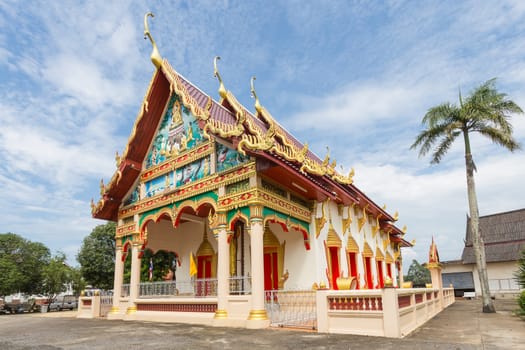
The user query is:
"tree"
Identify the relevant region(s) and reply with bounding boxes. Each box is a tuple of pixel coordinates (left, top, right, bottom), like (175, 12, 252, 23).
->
(77, 223, 116, 290)
(0, 233, 50, 296)
(516, 250, 525, 289)
(41, 252, 71, 303)
(516, 250, 525, 318)
(404, 260, 431, 287)
(411, 78, 523, 313)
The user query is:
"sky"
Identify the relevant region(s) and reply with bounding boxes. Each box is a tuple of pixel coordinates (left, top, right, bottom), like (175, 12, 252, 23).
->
(1, 0, 525, 270)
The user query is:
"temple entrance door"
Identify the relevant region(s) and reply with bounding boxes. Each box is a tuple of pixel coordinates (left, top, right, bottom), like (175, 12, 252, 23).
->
(364, 257, 373, 289)
(196, 255, 212, 296)
(329, 247, 340, 290)
(376, 261, 384, 288)
(264, 249, 279, 291)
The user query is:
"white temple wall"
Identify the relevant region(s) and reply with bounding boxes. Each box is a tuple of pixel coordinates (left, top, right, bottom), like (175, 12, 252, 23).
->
(145, 220, 216, 278)
(271, 222, 316, 290)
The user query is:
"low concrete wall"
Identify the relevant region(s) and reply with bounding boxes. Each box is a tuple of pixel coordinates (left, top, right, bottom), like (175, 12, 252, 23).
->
(316, 287, 455, 338)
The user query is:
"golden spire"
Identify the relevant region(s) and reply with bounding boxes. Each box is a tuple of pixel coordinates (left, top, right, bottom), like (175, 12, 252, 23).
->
(144, 12, 162, 69)
(250, 76, 262, 114)
(213, 56, 227, 99)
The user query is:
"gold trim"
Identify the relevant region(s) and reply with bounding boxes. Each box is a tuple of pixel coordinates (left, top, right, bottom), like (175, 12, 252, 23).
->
(214, 309, 228, 319)
(362, 241, 373, 257)
(346, 235, 359, 253)
(119, 163, 256, 220)
(247, 309, 268, 320)
(109, 306, 120, 314)
(143, 13, 162, 69)
(315, 200, 327, 238)
(126, 306, 137, 314)
(357, 205, 368, 232)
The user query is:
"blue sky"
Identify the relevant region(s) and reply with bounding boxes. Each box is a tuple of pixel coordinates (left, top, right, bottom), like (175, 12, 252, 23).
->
(1, 0, 525, 269)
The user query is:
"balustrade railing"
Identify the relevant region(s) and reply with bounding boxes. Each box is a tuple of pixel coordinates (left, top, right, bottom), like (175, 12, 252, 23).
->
(265, 290, 317, 329)
(229, 276, 251, 295)
(121, 284, 130, 298)
(127, 279, 218, 298)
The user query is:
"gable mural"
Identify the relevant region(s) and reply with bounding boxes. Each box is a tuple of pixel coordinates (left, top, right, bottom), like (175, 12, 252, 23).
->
(146, 94, 206, 169)
(216, 142, 250, 173)
(175, 156, 211, 187)
(123, 184, 140, 206)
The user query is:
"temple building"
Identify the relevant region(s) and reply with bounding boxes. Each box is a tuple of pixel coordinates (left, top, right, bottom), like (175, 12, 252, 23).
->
(90, 13, 412, 329)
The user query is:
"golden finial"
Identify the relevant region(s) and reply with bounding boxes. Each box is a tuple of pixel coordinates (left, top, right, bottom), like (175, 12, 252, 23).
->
(99, 179, 105, 196)
(410, 239, 416, 246)
(213, 56, 227, 99)
(402, 225, 407, 233)
(115, 151, 121, 168)
(382, 204, 387, 210)
(393, 211, 399, 221)
(322, 146, 330, 167)
(144, 12, 162, 69)
(250, 76, 262, 114)
(90, 198, 96, 213)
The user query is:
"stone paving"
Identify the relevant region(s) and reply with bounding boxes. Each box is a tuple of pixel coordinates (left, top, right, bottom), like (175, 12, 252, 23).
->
(0, 299, 522, 349)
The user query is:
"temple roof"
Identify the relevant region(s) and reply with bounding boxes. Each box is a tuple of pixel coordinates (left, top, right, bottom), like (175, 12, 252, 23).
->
(91, 57, 411, 247)
(461, 208, 525, 263)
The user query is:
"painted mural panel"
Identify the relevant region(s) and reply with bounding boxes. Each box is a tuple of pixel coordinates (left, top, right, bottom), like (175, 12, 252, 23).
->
(175, 156, 210, 187)
(216, 143, 250, 173)
(145, 94, 206, 169)
(144, 172, 174, 198)
(123, 184, 140, 206)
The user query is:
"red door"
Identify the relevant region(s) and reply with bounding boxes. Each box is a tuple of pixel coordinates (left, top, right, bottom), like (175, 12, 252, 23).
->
(264, 251, 278, 291)
(365, 257, 373, 289)
(376, 261, 384, 288)
(348, 252, 357, 278)
(197, 255, 212, 296)
(329, 247, 340, 290)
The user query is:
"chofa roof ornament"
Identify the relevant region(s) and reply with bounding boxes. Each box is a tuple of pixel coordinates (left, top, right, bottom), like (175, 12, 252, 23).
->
(144, 12, 162, 69)
(213, 56, 227, 99)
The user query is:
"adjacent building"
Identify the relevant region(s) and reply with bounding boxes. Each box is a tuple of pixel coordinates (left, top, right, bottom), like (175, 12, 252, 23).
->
(442, 208, 525, 298)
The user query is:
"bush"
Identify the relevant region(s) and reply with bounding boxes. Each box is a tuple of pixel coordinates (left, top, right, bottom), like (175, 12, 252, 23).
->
(518, 291, 525, 319)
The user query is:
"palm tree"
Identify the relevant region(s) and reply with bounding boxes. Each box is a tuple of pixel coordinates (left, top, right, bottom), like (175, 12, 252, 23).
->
(411, 78, 523, 313)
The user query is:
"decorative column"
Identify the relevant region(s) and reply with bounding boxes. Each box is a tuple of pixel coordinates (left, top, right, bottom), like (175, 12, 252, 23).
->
(126, 241, 142, 315)
(212, 211, 229, 321)
(246, 205, 269, 328)
(108, 245, 124, 318)
(426, 237, 443, 309)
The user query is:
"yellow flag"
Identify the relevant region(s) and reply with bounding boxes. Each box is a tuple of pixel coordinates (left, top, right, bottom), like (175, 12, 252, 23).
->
(189, 253, 198, 277)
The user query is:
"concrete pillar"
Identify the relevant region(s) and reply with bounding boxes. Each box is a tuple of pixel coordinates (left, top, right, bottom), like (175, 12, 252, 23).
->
(126, 243, 141, 315)
(246, 215, 269, 328)
(214, 227, 229, 321)
(382, 285, 401, 338)
(428, 264, 443, 310)
(108, 246, 124, 318)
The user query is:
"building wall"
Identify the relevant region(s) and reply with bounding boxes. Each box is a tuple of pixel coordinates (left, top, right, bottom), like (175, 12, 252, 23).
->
(442, 260, 521, 296)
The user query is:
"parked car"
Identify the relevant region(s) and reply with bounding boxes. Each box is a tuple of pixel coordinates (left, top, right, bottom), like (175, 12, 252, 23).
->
(49, 295, 77, 311)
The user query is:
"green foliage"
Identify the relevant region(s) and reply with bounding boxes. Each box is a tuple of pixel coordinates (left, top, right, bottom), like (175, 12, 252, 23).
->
(404, 260, 431, 287)
(69, 267, 87, 296)
(141, 249, 178, 282)
(518, 291, 525, 318)
(77, 223, 116, 290)
(122, 249, 177, 284)
(41, 252, 71, 302)
(0, 233, 50, 296)
(515, 250, 525, 289)
(411, 78, 523, 163)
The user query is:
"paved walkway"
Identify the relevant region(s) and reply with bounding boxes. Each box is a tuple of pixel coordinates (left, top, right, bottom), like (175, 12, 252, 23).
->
(0, 299, 522, 349)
